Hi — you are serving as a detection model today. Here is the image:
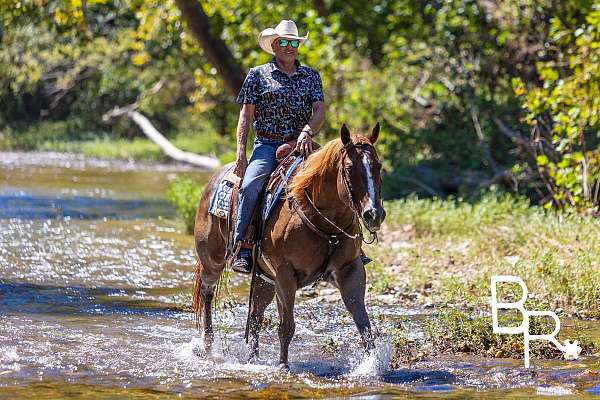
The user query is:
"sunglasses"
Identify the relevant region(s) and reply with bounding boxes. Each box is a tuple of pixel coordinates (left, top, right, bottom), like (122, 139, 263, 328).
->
(278, 38, 300, 48)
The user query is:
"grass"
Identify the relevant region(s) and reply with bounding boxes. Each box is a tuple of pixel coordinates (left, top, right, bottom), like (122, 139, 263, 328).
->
(389, 307, 597, 365)
(365, 192, 600, 317)
(0, 120, 236, 164)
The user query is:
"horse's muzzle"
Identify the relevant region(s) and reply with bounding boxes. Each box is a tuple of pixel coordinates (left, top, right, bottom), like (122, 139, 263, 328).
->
(362, 207, 385, 231)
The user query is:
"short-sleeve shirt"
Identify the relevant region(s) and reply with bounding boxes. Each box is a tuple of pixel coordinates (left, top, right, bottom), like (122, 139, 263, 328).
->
(236, 58, 324, 138)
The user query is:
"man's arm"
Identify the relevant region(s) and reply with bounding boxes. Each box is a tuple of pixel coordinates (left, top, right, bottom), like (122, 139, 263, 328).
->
(306, 101, 325, 134)
(297, 101, 325, 155)
(233, 103, 255, 177)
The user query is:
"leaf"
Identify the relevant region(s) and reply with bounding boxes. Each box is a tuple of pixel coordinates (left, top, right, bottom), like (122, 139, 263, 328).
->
(536, 155, 549, 166)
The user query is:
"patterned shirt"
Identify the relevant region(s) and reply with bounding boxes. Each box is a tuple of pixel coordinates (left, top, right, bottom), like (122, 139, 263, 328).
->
(236, 58, 324, 138)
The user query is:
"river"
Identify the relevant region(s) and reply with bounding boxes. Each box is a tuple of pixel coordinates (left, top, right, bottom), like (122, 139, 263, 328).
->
(1, 151, 599, 399)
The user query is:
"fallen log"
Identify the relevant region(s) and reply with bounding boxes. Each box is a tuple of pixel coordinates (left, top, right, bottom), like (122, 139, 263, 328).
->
(103, 105, 220, 170)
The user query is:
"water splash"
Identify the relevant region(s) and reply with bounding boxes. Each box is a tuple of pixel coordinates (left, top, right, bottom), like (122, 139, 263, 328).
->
(348, 339, 391, 377)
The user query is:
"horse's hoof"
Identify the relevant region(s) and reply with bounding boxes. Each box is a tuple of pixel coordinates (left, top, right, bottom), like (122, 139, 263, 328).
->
(246, 352, 259, 363)
(278, 362, 290, 371)
(192, 345, 209, 358)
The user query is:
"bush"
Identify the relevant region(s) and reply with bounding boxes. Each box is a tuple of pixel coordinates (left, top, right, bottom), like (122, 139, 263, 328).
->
(166, 177, 204, 234)
(513, 10, 600, 213)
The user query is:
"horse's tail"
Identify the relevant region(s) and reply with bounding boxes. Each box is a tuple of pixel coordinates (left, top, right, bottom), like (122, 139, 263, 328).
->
(191, 259, 204, 329)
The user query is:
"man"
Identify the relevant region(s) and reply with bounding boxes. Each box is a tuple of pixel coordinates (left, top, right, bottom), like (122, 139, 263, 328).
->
(231, 20, 325, 273)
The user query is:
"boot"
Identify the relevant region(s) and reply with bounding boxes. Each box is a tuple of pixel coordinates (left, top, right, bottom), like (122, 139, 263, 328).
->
(232, 247, 253, 274)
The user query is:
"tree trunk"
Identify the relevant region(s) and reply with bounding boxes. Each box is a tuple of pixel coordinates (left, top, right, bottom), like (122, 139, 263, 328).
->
(103, 104, 220, 169)
(312, 0, 326, 17)
(129, 110, 220, 169)
(175, 0, 246, 97)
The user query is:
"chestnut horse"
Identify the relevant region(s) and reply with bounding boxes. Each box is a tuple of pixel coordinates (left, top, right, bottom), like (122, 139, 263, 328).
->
(193, 123, 386, 367)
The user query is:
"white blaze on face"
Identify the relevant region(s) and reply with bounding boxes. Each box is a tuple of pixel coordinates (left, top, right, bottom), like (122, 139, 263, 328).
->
(362, 153, 377, 209)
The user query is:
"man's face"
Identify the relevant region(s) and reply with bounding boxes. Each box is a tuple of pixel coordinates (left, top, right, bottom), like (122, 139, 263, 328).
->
(271, 37, 299, 63)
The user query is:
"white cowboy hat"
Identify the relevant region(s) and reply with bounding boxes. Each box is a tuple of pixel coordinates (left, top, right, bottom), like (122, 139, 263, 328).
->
(258, 20, 309, 55)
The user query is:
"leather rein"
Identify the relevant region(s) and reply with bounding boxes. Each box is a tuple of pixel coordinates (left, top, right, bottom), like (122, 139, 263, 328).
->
(287, 141, 380, 284)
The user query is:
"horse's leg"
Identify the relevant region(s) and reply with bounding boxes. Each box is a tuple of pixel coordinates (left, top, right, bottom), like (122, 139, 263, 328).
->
(192, 259, 222, 352)
(275, 269, 297, 368)
(247, 278, 275, 362)
(334, 259, 375, 351)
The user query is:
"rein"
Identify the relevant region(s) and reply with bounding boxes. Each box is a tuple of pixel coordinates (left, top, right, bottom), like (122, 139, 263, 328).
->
(285, 140, 381, 285)
(340, 141, 379, 245)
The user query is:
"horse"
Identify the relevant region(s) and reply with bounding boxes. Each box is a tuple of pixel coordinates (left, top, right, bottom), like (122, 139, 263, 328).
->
(192, 123, 386, 368)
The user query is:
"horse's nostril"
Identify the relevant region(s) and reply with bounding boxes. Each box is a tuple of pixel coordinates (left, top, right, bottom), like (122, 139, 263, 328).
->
(363, 208, 376, 222)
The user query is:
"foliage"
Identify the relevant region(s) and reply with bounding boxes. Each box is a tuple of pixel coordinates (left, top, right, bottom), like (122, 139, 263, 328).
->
(166, 177, 203, 234)
(513, 9, 600, 213)
(0, 1, 598, 202)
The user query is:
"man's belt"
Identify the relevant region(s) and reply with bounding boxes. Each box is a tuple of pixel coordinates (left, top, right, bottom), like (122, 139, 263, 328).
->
(257, 131, 297, 141)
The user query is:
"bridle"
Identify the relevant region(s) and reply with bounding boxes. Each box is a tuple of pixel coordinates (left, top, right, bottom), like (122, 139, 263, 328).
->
(282, 139, 382, 286)
(293, 140, 381, 246)
(338, 140, 381, 244)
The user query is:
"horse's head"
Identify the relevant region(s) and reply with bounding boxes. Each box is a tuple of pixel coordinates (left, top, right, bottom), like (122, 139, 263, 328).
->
(339, 123, 386, 232)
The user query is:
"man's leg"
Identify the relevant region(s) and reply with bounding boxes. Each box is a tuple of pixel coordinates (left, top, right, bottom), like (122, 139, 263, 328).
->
(233, 140, 278, 272)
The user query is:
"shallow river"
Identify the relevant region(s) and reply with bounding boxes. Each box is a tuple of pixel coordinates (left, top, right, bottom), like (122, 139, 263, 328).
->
(1, 151, 600, 399)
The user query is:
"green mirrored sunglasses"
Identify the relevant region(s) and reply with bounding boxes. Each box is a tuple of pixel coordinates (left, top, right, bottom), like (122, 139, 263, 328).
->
(278, 39, 300, 48)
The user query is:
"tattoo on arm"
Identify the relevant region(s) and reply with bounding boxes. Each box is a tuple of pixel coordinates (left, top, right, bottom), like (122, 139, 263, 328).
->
(236, 104, 254, 157)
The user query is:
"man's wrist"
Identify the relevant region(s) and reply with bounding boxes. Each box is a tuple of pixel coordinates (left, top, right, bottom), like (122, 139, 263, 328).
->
(302, 125, 315, 137)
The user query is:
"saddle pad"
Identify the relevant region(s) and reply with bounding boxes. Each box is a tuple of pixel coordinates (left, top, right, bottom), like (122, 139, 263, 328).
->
(208, 166, 238, 219)
(262, 155, 304, 221)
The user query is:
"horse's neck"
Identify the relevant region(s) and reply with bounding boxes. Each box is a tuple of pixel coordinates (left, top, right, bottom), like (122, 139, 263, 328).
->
(309, 167, 354, 225)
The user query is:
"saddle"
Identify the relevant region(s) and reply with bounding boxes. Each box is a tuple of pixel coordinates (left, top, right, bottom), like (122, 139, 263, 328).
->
(208, 139, 320, 259)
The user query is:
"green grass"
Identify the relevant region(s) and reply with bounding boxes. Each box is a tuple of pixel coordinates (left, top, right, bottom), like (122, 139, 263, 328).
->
(0, 120, 236, 164)
(389, 307, 597, 365)
(366, 192, 600, 317)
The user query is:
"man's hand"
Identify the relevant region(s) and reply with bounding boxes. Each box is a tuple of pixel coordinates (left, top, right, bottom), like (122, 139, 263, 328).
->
(295, 129, 313, 156)
(233, 154, 248, 178)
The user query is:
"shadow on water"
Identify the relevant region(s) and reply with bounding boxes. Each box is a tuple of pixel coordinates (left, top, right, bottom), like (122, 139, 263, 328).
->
(381, 369, 455, 385)
(0, 280, 185, 317)
(290, 360, 352, 377)
(0, 194, 174, 220)
(289, 360, 456, 386)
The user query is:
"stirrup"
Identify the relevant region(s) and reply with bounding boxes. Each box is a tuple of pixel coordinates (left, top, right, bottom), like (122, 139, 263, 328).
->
(360, 252, 373, 266)
(232, 251, 253, 274)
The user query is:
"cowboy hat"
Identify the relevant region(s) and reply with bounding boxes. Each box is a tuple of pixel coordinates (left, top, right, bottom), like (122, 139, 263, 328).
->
(258, 20, 309, 55)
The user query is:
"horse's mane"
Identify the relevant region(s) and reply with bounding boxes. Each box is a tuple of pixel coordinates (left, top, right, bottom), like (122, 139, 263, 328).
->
(288, 138, 344, 200)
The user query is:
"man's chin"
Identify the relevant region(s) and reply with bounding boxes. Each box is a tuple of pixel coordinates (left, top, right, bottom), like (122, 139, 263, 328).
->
(280, 53, 296, 61)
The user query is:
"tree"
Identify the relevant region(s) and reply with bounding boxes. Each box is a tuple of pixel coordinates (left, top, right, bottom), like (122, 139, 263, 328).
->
(174, 0, 245, 97)
(512, 9, 600, 213)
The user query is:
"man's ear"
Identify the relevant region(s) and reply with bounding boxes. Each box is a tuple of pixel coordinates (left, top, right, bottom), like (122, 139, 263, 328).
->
(341, 124, 351, 145)
(367, 122, 380, 144)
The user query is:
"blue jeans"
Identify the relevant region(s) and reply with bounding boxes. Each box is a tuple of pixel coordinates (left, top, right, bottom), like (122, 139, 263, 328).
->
(234, 137, 285, 243)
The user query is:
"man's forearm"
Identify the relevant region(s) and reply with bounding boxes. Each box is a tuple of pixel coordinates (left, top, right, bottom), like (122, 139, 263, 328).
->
(306, 102, 325, 135)
(236, 108, 253, 158)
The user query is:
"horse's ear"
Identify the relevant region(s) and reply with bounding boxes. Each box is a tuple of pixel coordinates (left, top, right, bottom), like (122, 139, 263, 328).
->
(368, 122, 380, 144)
(340, 124, 351, 145)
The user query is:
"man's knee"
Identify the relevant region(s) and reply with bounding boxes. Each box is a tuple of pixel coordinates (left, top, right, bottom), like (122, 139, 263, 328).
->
(240, 176, 266, 199)
(241, 169, 271, 192)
